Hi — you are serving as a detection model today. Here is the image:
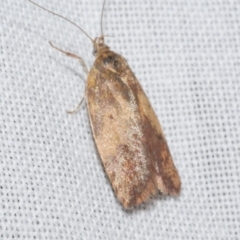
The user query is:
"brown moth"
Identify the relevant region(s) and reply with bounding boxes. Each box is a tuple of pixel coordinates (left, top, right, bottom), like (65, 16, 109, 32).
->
(29, 0, 181, 208)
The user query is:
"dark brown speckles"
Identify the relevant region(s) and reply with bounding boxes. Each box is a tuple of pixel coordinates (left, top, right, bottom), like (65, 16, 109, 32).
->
(109, 114, 114, 120)
(103, 55, 114, 65)
(113, 60, 119, 68)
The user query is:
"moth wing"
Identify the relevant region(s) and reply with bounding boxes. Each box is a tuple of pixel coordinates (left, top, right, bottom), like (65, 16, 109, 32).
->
(86, 52, 180, 208)
(132, 77, 181, 196)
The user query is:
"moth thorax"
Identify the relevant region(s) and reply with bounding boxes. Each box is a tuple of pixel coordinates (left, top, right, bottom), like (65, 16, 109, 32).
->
(92, 36, 110, 56)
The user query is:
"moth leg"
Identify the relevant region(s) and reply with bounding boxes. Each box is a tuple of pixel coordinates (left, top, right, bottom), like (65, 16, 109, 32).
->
(49, 41, 87, 114)
(66, 97, 85, 114)
(49, 41, 88, 75)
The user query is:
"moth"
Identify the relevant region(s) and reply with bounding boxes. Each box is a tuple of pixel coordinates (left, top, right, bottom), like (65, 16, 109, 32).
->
(29, 0, 181, 208)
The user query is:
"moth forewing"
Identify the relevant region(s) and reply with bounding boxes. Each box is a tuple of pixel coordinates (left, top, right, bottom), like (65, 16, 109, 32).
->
(86, 50, 181, 208)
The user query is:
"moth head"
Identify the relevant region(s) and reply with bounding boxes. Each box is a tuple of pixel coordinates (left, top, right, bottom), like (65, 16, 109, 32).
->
(92, 36, 109, 56)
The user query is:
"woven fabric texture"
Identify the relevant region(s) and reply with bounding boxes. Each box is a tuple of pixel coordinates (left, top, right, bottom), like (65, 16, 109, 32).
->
(1, 0, 240, 239)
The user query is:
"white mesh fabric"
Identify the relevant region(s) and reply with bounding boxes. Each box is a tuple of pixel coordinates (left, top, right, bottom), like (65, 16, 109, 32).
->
(1, 0, 239, 239)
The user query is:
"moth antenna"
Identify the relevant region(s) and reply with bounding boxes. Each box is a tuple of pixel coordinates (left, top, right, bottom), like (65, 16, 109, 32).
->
(100, 0, 107, 37)
(28, 0, 94, 43)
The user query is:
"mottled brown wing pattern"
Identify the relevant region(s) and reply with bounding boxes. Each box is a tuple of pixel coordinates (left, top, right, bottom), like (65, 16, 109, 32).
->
(86, 50, 180, 208)
(127, 71, 181, 196)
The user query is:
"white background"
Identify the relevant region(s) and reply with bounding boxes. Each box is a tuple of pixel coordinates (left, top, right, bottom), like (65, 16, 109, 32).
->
(1, 0, 239, 239)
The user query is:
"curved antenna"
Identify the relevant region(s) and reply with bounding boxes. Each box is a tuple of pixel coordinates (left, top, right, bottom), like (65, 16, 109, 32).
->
(100, 0, 107, 37)
(28, 0, 93, 42)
